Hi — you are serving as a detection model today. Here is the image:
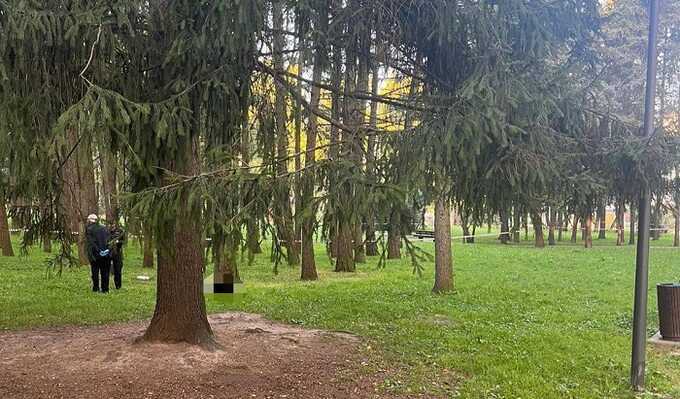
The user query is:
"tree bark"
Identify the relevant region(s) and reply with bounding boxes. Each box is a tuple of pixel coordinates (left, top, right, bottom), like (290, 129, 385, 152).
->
(299, 0, 327, 281)
(387, 210, 401, 259)
(597, 203, 606, 239)
(557, 212, 563, 242)
(531, 211, 544, 248)
(499, 209, 510, 244)
(142, 224, 154, 268)
(629, 206, 636, 245)
(547, 207, 556, 246)
(617, 202, 626, 246)
(334, 220, 355, 272)
(142, 138, 214, 348)
(364, 39, 381, 257)
(0, 200, 14, 256)
(675, 201, 680, 247)
(100, 141, 119, 223)
(272, 0, 299, 266)
(512, 207, 521, 243)
(571, 215, 579, 243)
(433, 196, 453, 293)
(584, 213, 593, 248)
(62, 127, 98, 265)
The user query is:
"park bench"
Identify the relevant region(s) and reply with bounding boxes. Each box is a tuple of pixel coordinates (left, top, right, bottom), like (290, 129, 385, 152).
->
(413, 230, 435, 240)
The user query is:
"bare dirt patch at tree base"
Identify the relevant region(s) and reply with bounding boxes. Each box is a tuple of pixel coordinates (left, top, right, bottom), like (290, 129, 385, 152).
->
(0, 312, 434, 399)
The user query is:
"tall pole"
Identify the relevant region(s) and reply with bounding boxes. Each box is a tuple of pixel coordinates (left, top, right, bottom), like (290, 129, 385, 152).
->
(631, 0, 660, 391)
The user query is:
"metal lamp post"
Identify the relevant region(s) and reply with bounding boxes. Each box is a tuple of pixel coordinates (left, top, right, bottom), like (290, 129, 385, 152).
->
(630, 0, 660, 391)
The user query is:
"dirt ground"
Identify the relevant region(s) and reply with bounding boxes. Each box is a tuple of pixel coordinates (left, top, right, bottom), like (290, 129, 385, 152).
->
(0, 312, 434, 399)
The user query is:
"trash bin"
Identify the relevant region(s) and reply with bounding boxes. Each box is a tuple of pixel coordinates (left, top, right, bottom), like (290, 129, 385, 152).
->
(657, 283, 680, 341)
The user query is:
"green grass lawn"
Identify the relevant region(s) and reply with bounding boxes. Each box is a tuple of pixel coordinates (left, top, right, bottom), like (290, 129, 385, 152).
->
(1, 229, 679, 398)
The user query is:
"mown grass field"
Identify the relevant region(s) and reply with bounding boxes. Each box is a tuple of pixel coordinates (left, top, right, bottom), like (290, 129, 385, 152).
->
(1, 229, 679, 398)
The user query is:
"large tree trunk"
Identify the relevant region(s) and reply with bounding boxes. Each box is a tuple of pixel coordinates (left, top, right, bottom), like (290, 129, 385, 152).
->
(584, 213, 593, 248)
(62, 127, 98, 265)
(272, 1, 299, 266)
(0, 200, 14, 256)
(597, 203, 606, 239)
(433, 196, 453, 293)
(142, 136, 214, 347)
(531, 211, 544, 248)
(334, 221, 355, 272)
(547, 207, 556, 246)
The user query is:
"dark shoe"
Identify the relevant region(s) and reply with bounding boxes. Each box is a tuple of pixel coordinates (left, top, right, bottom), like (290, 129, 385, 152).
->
(101, 290, 109, 294)
(92, 287, 99, 292)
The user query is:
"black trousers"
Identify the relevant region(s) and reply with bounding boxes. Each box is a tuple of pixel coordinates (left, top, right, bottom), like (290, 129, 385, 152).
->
(111, 253, 123, 289)
(90, 257, 110, 293)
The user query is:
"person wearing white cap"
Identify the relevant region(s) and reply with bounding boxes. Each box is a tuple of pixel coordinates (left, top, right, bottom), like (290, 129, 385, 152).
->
(85, 214, 111, 293)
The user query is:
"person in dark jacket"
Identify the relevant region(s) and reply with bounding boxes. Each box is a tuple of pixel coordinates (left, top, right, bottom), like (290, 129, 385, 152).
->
(108, 222, 126, 290)
(85, 214, 111, 293)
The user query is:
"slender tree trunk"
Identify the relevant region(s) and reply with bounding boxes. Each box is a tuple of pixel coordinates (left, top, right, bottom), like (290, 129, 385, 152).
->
(142, 137, 214, 348)
(651, 201, 662, 240)
(272, 1, 299, 266)
(433, 195, 453, 293)
(100, 142, 118, 223)
(299, 1, 328, 281)
(500, 209, 510, 244)
(531, 211, 544, 248)
(240, 102, 262, 256)
(597, 203, 606, 239)
(547, 207, 556, 246)
(584, 213, 593, 248)
(292, 27, 304, 257)
(629, 206, 636, 245)
(353, 225, 365, 263)
(364, 40, 381, 257)
(617, 202, 626, 246)
(524, 212, 529, 241)
(143, 224, 154, 268)
(327, 34, 342, 260)
(0, 200, 14, 256)
(674, 201, 680, 247)
(571, 215, 579, 243)
(350, 21, 370, 265)
(512, 207, 520, 243)
(557, 212, 563, 242)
